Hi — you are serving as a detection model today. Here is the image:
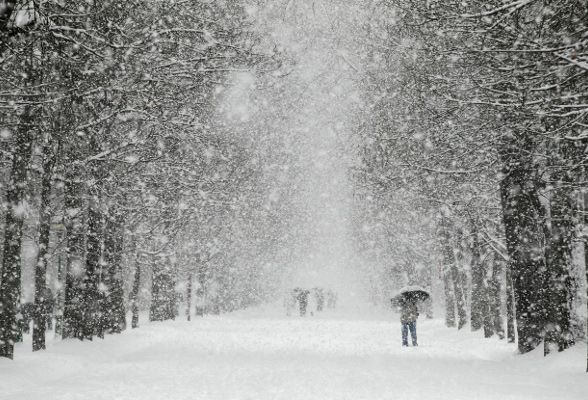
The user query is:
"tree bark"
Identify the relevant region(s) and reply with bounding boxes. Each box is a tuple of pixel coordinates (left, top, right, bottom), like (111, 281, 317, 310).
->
(451, 264, 468, 330)
(32, 137, 56, 351)
(544, 150, 576, 355)
(62, 174, 86, 340)
(0, 107, 34, 359)
(585, 238, 588, 373)
(54, 238, 64, 337)
(443, 272, 456, 328)
(505, 265, 516, 343)
(482, 251, 494, 338)
(82, 193, 103, 340)
(150, 256, 176, 322)
(102, 208, 126, 334)
(130, 254, 141, 329)
(196, 265, 207, 317)
(186, 274, 193, 321)
(439, 219, 457, 328)
(499, 132, 547, 354)
(582, 168, 588, 372)
(489, 255, 505, 339)
(451, 228, 468, 330)
(470, 224, 485, 332)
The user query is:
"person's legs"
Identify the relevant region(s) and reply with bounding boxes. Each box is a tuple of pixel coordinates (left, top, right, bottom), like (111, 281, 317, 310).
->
(401, 322, 409, 346)
(409, 321, 417, 346)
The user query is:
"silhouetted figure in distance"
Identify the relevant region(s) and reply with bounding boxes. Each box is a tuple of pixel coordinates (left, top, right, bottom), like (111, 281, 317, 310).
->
(297, 289, 309, 316)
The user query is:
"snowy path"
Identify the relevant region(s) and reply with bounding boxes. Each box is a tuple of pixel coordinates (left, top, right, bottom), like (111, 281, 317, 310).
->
(1, 306, 586, 400)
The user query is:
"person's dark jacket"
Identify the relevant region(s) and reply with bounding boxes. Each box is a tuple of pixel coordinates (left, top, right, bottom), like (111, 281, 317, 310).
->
(398, 298, 419, 323)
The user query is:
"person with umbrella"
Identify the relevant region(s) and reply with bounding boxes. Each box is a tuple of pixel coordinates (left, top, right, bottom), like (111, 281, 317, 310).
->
(392, 286, 430, 347)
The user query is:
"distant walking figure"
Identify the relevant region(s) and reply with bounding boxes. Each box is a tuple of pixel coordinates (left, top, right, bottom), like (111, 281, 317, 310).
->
(398, 296, 418, 347)
(296, 289, 310, 317)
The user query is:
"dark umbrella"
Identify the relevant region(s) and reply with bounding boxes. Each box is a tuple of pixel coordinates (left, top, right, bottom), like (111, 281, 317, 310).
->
(391, 285, 431, 306)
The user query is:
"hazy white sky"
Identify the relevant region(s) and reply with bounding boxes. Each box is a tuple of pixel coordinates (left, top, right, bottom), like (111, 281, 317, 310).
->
(224, 1, 366, 297)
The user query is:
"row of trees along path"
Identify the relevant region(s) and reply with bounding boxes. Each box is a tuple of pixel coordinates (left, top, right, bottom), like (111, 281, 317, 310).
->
(0, 1, 286, 359)
(0, 0, 587, 374)
(351, 0, 588, 372)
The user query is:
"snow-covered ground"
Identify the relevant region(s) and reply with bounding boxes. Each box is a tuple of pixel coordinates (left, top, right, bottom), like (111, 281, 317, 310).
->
(1, 304, 586, 400)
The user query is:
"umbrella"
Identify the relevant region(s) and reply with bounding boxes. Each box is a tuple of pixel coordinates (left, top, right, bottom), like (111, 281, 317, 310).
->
(391, 285, 430, 306)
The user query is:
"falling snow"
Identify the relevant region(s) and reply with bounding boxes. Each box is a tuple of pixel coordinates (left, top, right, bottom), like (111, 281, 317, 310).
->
(0, 0, 587, 398)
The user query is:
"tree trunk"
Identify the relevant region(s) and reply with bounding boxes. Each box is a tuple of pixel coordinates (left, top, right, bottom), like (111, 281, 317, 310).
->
(54, 241, 64, 337)
(582, 167, 588, 372)
(425, 268, 434, 319)
(0, 108, 34, 359)
(506, 265, 516, 343)
(102, 209, 126, 334)
(439, 219, 457, 328)
(32, 137, 56, 351)
(196, 266, 207, 317)
(150, 256, 176, 322)
(489, 255, 505, 339)
(585, 238, 588, 373)
(186, 274, 193, 321)
(544, 160, 576, 355)
(499, 133, 547, 354)
(82, 194, 103, 340)
(443, 272, 456, 328)
(482, 251, 494, 338)
(451, 228, 468, 330)
(130, 254, 141, 329)
(62, 174, 86, 340)
(470, 224, 485, 332)
(451, 264, 468, 330)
